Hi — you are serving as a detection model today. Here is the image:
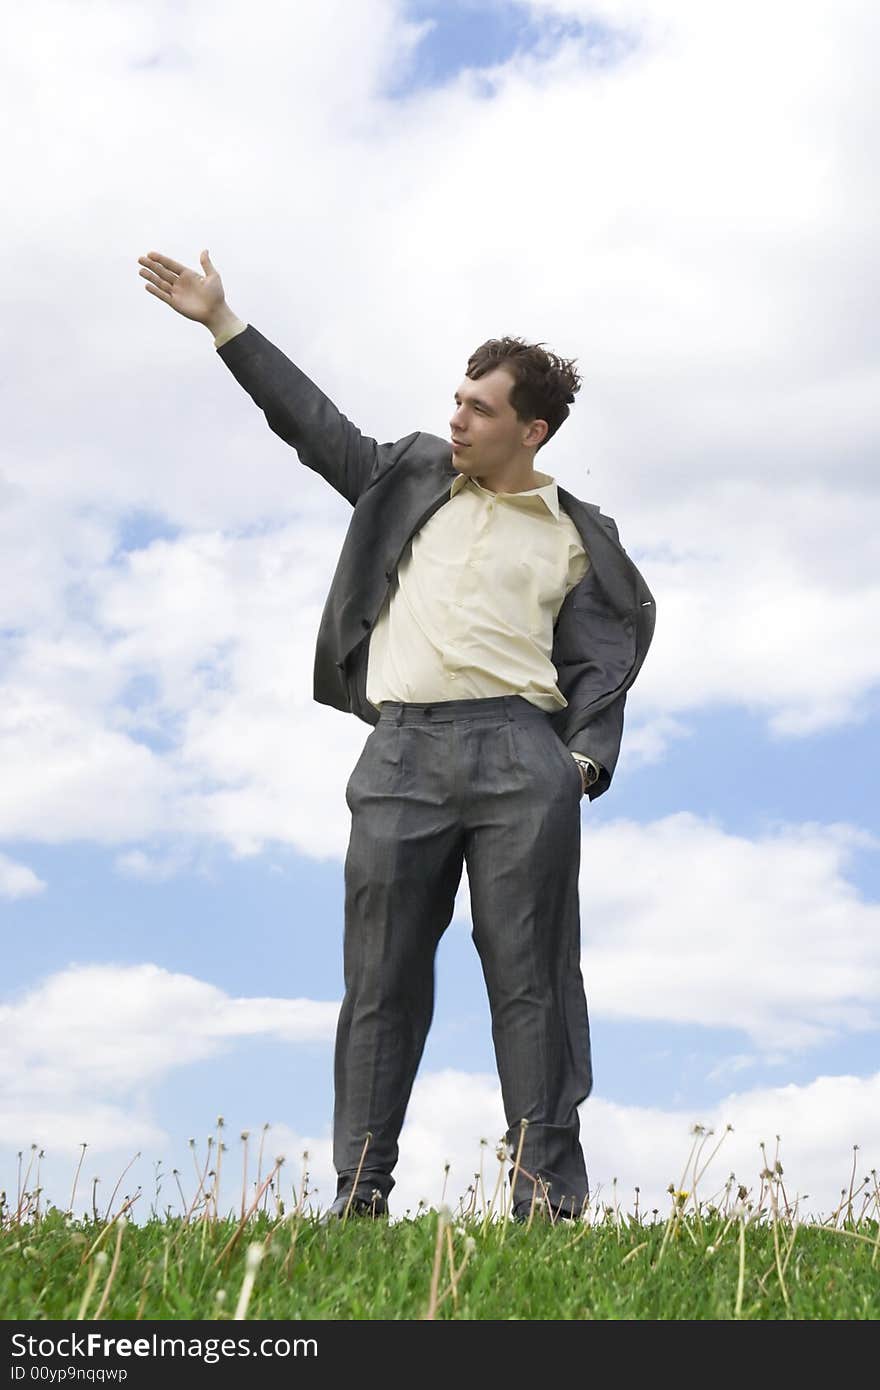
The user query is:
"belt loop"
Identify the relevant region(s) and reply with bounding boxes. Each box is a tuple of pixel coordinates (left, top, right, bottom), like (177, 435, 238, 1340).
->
(394, 702, 404, 726)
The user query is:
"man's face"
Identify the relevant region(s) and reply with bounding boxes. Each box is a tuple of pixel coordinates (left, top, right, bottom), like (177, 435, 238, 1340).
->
(448, 367, 546, 477)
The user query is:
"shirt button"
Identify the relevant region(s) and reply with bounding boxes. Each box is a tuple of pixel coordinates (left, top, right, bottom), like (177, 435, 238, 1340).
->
(449, 672, 457, 680)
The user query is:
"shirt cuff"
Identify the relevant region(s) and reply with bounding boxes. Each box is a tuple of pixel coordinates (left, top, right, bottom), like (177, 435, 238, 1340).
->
(213, 317, 248, 349)
(570, 753, 601, 780)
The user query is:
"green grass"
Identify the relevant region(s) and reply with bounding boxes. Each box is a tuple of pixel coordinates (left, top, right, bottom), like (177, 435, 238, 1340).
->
(3, 1196, 879, 1320)
(3, 1127, 879, 1320)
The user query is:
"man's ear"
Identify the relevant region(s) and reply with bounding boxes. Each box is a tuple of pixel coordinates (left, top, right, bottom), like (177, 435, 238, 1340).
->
(524, 418, 549, 449)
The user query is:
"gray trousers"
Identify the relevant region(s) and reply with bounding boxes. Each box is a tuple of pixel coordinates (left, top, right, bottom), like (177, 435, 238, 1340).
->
(333, 694, 592, 1215)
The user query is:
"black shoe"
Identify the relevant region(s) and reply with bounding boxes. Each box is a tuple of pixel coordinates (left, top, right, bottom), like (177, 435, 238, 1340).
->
(318, 1189, 389, 1225)
(512, 1197, 582, 1225)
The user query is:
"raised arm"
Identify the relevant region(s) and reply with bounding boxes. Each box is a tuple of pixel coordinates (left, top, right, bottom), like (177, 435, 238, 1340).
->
(137, 248, 413, 505)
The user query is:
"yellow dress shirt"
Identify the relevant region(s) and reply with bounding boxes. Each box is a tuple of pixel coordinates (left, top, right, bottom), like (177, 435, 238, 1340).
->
(214, 319, 600, 785)
(366, 467, 590, 715)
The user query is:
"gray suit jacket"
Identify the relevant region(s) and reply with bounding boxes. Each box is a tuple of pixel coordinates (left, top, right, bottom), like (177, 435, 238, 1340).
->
(216, 325, 656, 802)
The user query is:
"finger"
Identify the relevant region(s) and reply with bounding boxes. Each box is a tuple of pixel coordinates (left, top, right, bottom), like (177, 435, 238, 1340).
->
(143, 282, 171, 303)
(145, 250, 185, 274)
(138, 266, 170, 291)
(138, 257, 177, 288)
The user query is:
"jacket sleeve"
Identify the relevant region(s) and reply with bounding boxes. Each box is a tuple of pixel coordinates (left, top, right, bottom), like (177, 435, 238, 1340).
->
(566, 691, 626, 802)
(215, 324, 417, 505)
(558, 508, 655, 801)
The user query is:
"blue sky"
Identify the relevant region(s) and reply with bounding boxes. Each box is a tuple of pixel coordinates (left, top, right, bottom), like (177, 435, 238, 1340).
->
(389, 0, 623, 94)
(2, 0, 879, 1224)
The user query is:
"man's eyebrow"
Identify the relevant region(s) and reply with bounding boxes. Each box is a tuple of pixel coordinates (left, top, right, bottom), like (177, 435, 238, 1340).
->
(454, 387, 496, 413)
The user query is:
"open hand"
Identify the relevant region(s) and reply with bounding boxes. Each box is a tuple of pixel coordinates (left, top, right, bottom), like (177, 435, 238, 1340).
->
(137, 249, 226, 326)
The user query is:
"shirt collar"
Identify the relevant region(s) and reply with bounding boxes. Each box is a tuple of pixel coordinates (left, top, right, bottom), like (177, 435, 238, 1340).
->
(449, 468, 560, 520)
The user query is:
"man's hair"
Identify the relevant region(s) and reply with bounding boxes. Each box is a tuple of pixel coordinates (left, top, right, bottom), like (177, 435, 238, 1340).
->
(465, 336, 582, 450)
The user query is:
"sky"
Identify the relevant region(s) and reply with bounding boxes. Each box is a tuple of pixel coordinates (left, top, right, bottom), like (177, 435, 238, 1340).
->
(2, 0, 879, 1226)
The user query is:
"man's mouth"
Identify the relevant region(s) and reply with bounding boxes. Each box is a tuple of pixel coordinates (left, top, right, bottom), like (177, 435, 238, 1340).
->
(451, 439, 469, 450)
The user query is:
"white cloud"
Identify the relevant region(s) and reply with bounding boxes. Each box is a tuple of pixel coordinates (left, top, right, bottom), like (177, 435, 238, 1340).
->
(0, 686, 178, 842)
(6, 811, 878, 1067)
(0, 1105, 166, 1164)
(579, 812, 880, 1052)
(0, 963, 339, 1135)
(0, 523, 365, 851)
(8, 804, 880, 1063)
(1, 943, 877, 1222)
(424, 809, 880, 1058)
(5, 1062, 878, 1225)
(269, 1063, 880, 1223)
(0, 852, 46, 899)
(114, 846, 196, 881)
(626, 482, 880, 739)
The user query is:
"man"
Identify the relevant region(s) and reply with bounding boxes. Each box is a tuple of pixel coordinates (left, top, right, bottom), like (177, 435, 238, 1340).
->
(137, 247, 656, 1224)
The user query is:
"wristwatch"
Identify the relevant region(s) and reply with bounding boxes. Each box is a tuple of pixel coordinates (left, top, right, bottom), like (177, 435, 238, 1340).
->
(571, 754, 601, 788)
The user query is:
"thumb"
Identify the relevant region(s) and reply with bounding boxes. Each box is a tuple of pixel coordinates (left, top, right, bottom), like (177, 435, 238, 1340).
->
(200, 248, 214, 272)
